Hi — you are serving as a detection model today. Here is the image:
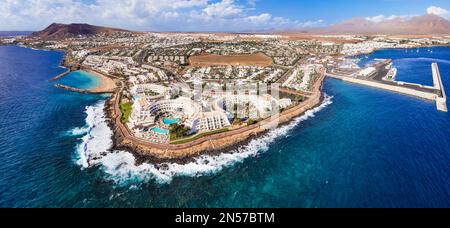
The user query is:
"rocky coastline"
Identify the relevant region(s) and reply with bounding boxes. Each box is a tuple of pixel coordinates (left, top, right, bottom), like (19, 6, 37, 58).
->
(110, 93, 325, 165)
(53, 49, 327, 164)
(102, 71, 326, 164)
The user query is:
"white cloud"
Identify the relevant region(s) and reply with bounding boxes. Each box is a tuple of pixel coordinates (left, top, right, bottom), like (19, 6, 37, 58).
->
(245, 13, 272, 24)
(427, 6, 450, 19)
(247, 0, 258, 7)
(364, 6, 450, 24)
(298, 19, 324, 28)
(203, 0, 243, 18)
(0, 0, 321, 32)
(366, 15, 392, 23)
(365, 14, 415, 23)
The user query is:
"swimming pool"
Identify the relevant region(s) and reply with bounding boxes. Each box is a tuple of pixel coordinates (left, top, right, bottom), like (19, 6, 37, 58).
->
(151, 127, 169, 135)
(163, 118, 180, 125)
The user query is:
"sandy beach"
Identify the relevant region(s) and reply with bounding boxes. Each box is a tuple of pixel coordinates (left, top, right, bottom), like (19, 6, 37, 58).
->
(84, 69, 117, 93)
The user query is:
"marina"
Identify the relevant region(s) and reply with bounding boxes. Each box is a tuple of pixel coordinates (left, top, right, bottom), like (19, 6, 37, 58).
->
(327, 60, 447, 112)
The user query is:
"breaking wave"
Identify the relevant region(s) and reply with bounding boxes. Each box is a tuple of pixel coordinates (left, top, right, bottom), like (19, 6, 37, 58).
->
(73, 100, 113, 168)
(74, 95, 333, 185)
(68, 126, 90, 136)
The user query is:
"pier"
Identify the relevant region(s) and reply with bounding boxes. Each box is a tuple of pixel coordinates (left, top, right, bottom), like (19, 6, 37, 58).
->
(432, 63, 447, 112)
(49, 69, 70, 81)
(54, 84, 111, 94)
(327, 62, 447, 112)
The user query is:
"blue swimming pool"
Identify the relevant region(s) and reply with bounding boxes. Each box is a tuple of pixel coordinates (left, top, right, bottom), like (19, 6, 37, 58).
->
(151, 127, 169, 135)
(163, 118, 180, 125)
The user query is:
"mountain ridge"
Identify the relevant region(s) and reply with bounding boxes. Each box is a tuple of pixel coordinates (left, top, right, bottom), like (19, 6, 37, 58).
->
(313, 14, 450, 35)
(30, 23, 129, 40)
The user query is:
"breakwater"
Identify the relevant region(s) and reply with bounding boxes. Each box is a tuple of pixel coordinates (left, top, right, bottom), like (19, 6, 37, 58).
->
(49, 69, 70, 81)
(54, 84, 107, 94)
(327, 63, 447, 112)
(432, 63, 447, 112)
(327, 73, 437, 99)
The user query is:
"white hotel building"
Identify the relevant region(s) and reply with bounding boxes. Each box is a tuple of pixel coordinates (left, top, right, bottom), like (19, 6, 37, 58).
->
(131, 97, 231, 132)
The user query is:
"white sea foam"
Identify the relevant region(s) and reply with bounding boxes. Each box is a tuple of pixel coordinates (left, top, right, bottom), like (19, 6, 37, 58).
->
(74, 100, 113, 168)
(74, 95, 333, 185)
(68, 126, 90, 136)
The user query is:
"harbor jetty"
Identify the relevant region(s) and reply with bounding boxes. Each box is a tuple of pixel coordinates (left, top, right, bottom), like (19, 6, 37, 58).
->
(49, 69, 70, 81)
(54, 84, 110, 94)
(432, 63, 447, 112)
(327, 62, 447, 112)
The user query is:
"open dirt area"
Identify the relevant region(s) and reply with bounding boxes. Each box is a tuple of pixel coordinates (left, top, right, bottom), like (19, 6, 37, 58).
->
(189, 52, 273, 66)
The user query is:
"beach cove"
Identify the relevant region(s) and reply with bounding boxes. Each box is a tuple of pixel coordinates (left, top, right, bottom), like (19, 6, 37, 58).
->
(53, 69, 117, 94)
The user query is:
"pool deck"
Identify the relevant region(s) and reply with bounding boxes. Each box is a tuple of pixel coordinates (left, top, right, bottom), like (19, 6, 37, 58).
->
(163, 118, 180, 125)
(152, 127, 170, 135)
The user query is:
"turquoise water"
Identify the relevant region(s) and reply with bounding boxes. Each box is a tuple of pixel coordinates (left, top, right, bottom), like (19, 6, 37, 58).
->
(152, 127, 170, 135)
(0, 45, 449, 208)
(57, 70, 100, 89)
(163, 118, 180, 125)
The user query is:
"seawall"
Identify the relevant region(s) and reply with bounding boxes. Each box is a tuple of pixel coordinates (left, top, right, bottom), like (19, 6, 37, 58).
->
(54, 84, 111, 94)
(49, 69, 70, 81)
(327, 74, 437, 100)
(328, 62, 448, 112)
(432, 63, 448, 112)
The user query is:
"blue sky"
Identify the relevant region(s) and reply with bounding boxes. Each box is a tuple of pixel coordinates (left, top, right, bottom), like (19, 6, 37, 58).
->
(1, 0, 450, 31)
(248, 0, 450, 24)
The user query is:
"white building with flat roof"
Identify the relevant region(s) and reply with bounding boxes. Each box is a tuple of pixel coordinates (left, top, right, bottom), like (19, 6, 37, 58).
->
(131, 83, 169, 97)
(358, 67, 376, 77)
(198, 112, 231, 132)
(130, 96, 231, 133)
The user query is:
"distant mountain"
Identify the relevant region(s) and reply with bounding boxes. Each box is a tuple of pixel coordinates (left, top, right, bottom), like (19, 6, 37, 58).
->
(30, 23, 129, 40)
(314, 14, 450, 35)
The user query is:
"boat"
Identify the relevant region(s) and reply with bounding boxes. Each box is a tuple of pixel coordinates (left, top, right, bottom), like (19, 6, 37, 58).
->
(383, 67, 397, 81)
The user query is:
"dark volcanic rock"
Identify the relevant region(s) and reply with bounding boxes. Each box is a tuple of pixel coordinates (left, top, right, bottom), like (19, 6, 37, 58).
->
(31, 23, 129, 40)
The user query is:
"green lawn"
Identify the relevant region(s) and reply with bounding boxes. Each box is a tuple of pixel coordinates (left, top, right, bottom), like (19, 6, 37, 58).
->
(120, 102, 132, 123)
(170, 128, 230, 145)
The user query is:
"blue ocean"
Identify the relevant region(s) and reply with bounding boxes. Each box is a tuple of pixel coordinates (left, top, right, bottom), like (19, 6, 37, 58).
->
(0, 45, 448, 208)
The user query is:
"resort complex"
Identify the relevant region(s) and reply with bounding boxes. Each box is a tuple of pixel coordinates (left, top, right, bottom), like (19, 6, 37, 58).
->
(2, 23, 448, 162)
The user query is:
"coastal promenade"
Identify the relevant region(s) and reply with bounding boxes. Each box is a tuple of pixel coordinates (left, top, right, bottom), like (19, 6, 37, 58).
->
(327, 63, 447, 112)
(108, 71, 326, 161)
